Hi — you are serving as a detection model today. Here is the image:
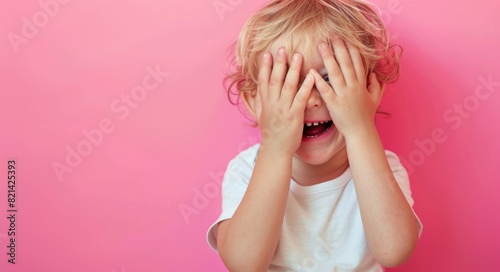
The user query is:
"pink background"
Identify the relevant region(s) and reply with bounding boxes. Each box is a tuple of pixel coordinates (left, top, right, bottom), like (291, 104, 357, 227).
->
(1, 0, 499, 271)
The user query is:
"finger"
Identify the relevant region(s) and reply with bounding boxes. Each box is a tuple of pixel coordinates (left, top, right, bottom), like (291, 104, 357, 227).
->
(254, 86, 263, 120)
(346, 41, 366, 85)
(290, 73, 314, 113)
(330, 36, 357, 85)
(281, 53, 303, 105)
(318, 42, 346, 88)
(309, 69, 337, 106)
(257, 52, 272, 100)
(367, 73, 383, 105)
(269, 47, 288, 101)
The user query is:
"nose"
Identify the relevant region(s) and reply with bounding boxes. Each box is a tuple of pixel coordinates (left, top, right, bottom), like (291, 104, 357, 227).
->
(305, 87, 323, 109)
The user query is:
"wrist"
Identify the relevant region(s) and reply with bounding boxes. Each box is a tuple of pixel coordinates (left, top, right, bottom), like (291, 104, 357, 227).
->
(258, 143, 295, 160)
(344, 122, 379, 146)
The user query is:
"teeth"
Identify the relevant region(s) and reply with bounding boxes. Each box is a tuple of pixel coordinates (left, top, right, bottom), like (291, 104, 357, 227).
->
(305, 121, 331, 126)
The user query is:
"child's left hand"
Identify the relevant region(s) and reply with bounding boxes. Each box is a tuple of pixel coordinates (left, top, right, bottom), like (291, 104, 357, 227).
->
(309, 36, 384, 139)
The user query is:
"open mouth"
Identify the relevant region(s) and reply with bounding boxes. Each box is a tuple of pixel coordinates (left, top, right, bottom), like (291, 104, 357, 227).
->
(303, 120, 333, 138)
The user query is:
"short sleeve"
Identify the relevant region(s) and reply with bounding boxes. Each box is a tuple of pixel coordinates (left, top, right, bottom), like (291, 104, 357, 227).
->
(386, 150, 423, 237)
(206, 146, 257, 252)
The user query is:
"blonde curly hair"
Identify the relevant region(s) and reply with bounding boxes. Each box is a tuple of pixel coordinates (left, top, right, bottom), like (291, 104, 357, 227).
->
(224, 0, 402, 108)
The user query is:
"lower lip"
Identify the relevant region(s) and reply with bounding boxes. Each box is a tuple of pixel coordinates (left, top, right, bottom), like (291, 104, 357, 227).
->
(301, 124, 335, 143)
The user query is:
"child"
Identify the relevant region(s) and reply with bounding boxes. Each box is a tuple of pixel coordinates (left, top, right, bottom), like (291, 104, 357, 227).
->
(207, 0, 422, 271)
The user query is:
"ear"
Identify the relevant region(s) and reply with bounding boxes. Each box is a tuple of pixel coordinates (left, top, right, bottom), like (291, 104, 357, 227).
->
(377, 80, 386, 105)
(241, 89, 259, 119)
(378, 80, 386, 106)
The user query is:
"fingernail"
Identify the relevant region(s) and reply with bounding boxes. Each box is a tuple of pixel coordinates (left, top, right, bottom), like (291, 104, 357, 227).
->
(318, 43, 327, 51)
(305, 74, 312, 82)
(278, 47, 285, 56)
(292, 53, 300, 62)
(263, 53, 269, 59)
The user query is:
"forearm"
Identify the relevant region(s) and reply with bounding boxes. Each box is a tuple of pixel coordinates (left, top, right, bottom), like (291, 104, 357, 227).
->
(219, 147, 292, 271)
(345, 124, 419, 267)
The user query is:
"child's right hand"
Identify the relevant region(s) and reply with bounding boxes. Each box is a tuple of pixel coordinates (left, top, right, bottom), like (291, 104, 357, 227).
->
(255, 47, 315, 156)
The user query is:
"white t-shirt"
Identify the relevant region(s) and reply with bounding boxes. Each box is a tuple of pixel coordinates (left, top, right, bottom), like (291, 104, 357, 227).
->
(207, 144, 422, 272)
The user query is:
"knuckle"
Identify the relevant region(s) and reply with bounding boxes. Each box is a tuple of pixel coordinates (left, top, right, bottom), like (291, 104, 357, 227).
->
(258, 74, 267, 86)
(269, 76, 282, 87)
(257, 80, 267, 93)
(321, 53, 333, 62)
(330, 69, 343, 79)
(289, 59, 301, 70)
(319, 86, 331, 94)
(300, 81, 312, 90)
(320, 87, 332, 96)
(273, 55, 284, 65)
(343, 60, 354, 69)
(258, 71, 269, 84)
(282, 81, 296, 91)
(320, 47, 333, 57)
(294, 93, 307, 104)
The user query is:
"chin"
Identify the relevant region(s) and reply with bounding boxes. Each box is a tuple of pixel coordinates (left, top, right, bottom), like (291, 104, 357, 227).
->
(294, 140, 347, 166)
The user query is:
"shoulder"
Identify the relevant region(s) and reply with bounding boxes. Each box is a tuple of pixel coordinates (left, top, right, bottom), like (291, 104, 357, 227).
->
(384, 150, 407, 172)
(383, 150, 411, 186)
(227, 143, 260, 169)
(223, 143, 261, 183)
(384, 149, 413, 195)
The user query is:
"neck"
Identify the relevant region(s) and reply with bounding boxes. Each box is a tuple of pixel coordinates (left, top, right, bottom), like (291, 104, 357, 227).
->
(291, 147, 349, 186)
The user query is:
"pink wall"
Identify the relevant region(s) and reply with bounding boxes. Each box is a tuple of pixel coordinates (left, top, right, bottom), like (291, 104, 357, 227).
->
(0, 0, 499, 271)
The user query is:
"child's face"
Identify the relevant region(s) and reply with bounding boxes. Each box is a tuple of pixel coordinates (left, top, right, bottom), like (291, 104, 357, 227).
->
(264, 37, 348, 166)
